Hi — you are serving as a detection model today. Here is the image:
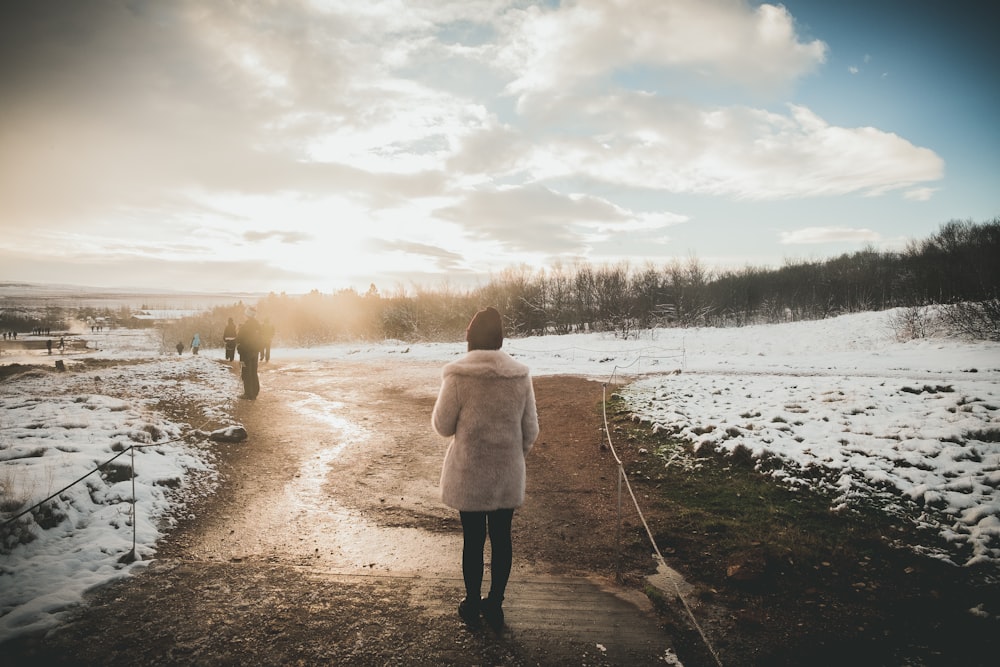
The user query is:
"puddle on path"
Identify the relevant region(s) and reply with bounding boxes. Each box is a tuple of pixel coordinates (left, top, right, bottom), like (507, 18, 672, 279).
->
(277, 388, 458, 575)
(288, 391, 354, 457)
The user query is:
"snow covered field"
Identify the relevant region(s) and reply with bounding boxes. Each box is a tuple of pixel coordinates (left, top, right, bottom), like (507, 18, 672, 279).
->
(1, 331, 240, 640)
(1, 309, 999, 642)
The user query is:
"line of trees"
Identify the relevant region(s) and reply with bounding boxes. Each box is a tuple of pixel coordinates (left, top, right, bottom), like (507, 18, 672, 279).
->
(708, 218, 1000, 325)
(162, 218, 999, 346)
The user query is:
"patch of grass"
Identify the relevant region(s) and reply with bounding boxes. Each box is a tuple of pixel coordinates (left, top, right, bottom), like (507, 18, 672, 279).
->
(0, 492, 24, 513)
(901, 384, 954, 395)
(967, 427, 1000, 443)
(100, 462, 134, 484)
(0, 430, 34, 514)
(608, 396, 907, 585)
(609, 394, 1000, 666)
(31, 500, 66, 530)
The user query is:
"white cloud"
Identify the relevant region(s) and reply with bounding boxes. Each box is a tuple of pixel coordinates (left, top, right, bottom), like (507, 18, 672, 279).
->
(904, 187, 937, 201)
(503, 100, 943, 200)
(432, 185, 686, 257)
(779, 227, 881, 245)
(587, 211, 689, 234)
(499, 0, 827, 105)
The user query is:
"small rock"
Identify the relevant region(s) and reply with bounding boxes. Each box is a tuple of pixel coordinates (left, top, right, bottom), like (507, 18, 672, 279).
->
(210, 425, 248, 442)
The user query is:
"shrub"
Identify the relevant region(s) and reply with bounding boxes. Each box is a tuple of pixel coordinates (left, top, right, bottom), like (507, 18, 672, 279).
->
(888, 306, 940, 341)
(938, 299, 1000, 341)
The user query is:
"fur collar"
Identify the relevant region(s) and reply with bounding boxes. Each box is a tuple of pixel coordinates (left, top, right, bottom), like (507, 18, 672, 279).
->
(442, 349, 530, 379)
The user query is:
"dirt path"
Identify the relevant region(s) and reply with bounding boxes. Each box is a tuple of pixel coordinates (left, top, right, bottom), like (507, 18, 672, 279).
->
(160, 359, 456, 571)
(3, 359, 678, 666)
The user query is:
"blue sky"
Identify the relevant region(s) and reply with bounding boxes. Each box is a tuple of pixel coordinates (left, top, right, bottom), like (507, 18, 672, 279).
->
(0, 0, 996, 294)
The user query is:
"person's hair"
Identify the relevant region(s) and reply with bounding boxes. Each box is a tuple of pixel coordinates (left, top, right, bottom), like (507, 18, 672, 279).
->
(466, 307, 503, 351)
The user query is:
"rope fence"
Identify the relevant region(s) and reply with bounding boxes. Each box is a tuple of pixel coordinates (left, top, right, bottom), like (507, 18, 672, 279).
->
(601, 361, 724, 667)
(1, 423, 209, 563)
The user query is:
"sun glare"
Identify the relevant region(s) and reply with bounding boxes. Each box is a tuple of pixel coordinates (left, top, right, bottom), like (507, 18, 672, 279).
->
(193, 192, 388, 286)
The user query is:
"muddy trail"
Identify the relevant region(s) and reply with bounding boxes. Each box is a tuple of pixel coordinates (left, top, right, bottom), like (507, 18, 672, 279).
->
(3, 360, 679, 666)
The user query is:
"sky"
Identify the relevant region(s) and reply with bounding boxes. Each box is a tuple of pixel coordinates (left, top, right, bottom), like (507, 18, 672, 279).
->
(0, 0, 997, 295)
(2, 310, 998, 640)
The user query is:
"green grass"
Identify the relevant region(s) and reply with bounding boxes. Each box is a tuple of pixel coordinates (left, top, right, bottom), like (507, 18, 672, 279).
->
(605, 393, 1000, 665)
(605, 394, 911, 586)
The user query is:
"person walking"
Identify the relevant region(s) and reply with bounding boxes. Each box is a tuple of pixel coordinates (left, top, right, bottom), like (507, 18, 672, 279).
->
(223, 317, 238, 361)
(236, 308, 262, 399)
(190, 333, 201, 355)
(259, 317, 274, 362)
(432, 307, 539, 632)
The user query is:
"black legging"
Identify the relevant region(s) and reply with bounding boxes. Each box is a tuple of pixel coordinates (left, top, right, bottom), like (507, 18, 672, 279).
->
(459, 508, 514, 604)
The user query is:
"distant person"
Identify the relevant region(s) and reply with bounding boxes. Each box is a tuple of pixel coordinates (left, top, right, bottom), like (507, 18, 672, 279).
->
(191, 333, 201, 355)
(237, 308, 262, 399)
(176, 341, 184, 355)
(58, 336, 65, 353)
(432, 307, 539, 632)
(259, 317, 274, 362)
(47, 339, 53, 355)
(223, 317, 238, 361)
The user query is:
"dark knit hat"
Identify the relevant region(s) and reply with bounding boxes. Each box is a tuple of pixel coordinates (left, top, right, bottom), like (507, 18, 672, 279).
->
(466, 307, 503, 350)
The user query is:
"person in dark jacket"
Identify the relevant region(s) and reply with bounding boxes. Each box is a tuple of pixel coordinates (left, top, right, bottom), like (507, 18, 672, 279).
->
(223, 317, 238, 361)
(259, 317, 274, 362)
(432, 307, 539, 631)
(236, 309, 262, 399)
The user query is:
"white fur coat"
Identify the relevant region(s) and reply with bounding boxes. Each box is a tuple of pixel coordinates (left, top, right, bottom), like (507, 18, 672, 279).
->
(432, 350, 539, 512)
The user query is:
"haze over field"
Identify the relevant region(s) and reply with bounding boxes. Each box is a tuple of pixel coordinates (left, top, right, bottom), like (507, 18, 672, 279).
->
(1, 0, 997, 293)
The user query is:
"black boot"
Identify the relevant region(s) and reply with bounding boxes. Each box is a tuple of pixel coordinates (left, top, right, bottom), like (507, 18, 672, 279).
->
(458, 598, 481, 628)
(481, 596, 504, 631)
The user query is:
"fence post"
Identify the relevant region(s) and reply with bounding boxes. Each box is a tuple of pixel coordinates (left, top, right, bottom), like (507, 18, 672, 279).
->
(118, 446, 138, 564)
(615, 464, 623, 583)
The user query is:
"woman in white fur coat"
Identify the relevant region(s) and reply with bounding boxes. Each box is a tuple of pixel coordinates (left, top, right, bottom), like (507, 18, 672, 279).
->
(432, 306, 539, 631)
